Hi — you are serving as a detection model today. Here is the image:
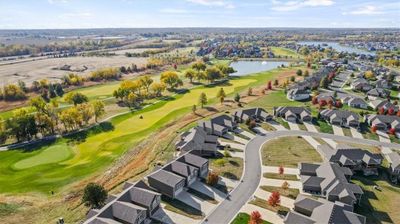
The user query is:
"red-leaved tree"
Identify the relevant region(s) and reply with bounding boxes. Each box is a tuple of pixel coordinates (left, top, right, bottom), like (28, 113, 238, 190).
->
(267, 81, 272, 90)
(389, 128, 396, 135)
(268, 191, 281, 207)
(278, 165, 284, 175)
(388, 108, 395, 115)
(378, 107, 385, 115)
(371, 125, 377, 133)
(248, 211, 263, 224)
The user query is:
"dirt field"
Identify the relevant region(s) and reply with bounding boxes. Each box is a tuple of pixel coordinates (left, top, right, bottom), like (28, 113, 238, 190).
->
(0, 55, 147, 85)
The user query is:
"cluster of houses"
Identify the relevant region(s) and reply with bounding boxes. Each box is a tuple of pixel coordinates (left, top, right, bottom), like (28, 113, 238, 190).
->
(85, 107, 275, 224)
(285, 144, 384, 224)
(197, 39, 263, 58)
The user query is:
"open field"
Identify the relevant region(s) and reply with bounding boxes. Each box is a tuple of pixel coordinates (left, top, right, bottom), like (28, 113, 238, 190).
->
(262, 136, 323, 167)
(210, 157, 244, 180)
(0, 55, 147, 85)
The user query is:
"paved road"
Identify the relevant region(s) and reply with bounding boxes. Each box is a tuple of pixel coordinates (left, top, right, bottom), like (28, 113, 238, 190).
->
(202, 130, 400, 224)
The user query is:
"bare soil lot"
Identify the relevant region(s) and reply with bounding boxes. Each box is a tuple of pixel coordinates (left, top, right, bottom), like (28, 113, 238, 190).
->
(0, 56, 147, 85)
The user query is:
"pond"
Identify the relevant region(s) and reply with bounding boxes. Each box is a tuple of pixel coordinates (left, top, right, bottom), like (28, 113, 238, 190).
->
(230, 61, 289, 76)
(298, 41, 375, 56)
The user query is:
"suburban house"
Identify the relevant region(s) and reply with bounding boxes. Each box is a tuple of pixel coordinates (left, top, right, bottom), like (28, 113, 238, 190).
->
(274, 106, 312, 123)
(369, 99, 398, 112)
(286, 88, 310, 101)
(176, 127, 219, 157)
(318, 144, 382, 175)
(387, 152, 400, 184)
(85, 181, 161, 224)
(351, 78, 372, 92)
(316, 94, 336, 104)
(299, 162, 364, 205)
(163, 161, 199, 187)
(177, 152, 209, 178)
(284, 195, 366, 224)
(367, 88, 390, 100)
(198, 114, 237, 136)
(147, 169, 186, 199)
(232, 107, 272, 123)
(365, 114, 400, 131)
(376, 79, 390, 89)
(319, 109, 360, 128)
(342, 96, 368, 109)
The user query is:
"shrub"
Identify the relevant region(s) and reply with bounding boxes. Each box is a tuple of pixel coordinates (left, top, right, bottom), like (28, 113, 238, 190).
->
(82, 183, 107, 209)
(206, 171, 219, 186)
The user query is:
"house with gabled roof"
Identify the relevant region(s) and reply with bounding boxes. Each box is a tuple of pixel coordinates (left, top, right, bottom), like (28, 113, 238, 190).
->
(198, 114, 237, 136)
(351, 78, 372, 92)
(232, 107, 272, 123)
(319, 109, 360, 128)
(318, 144, 382, 175)
(365, 114, 400, 131)
(299, 162, 363, 205)
(342, 96, 368, 109)
(176, 127, 219, 157)
(274, 106, 312, 123)
(284, 195, 366, 224)
(287, 88, 310, 101)
(387, 152, 400, 184)
(177, 152, 209, 178)
(367, 88, 390, 100)
(163, 161, 199, 186)
(147, 169, 186, 199)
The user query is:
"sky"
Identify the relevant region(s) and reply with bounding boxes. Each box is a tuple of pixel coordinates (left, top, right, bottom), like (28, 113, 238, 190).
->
(0, 0, 399, 29)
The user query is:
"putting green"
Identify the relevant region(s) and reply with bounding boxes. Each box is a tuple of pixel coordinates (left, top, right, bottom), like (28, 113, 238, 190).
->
(12, 144, 73, 170)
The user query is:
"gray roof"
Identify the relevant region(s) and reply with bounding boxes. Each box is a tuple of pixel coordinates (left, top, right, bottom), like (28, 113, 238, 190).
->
(164, 160, 198, 178)
(319, 144, 382, 166)
(285, 195, 366, 224)
(366, 114, 400, 127)
(148, 169, 185, 187)
(275, 106, 311, 117)
(320, 109, 359, 123)
(178, 153, 208, 169)
(388, 152, 400, 170)
(176, 127, 218, 154)
(233, 107, 271, 120)
(111, 201, 146, 224)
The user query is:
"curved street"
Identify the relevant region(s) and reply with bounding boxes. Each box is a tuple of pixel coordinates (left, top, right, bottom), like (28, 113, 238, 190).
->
(202, 129, 400, 224)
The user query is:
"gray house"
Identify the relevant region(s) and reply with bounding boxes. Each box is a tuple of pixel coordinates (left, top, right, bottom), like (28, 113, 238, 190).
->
(274, 106, 312, 123)
(163, 161, 199, 186)
(176, 127, 219, 157)
(365, 114, 400, 131)
(342, 96, 368, 109)
(319, 109, 360, 128)
(387, 152, 400, 184)
(299, 162, 363, 205)
(85, 181, 161, 224)
(286, 88, 310, 101)
(284, 195, 366, 224)
(147, 169, 186, 199)
(319, 144, 382, 175)
(367, 88, 390, 100)
(198, 114, 237, 136)
(177, 153, 209, 178)
(233, 107, 272, 123)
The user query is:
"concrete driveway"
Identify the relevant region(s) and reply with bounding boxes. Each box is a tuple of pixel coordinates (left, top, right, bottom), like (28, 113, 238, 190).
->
(288, 121, 300, 130)
(234, 128, 256, 139)
(332, 125, 344, 136)
(259, 178, 302, 190)
(222, 134, 248, 144)
(240, 203, 283, 224)
(254, 126, 268, 135)
(218, 139, 246, 151)
(267, 120, 287, 130)
(190, 180, 226, 202)
(176, 191, 215, 214)
(154, 205, 199, 224)
(304, 122, 318, 133)
(350, 127, 364, 139)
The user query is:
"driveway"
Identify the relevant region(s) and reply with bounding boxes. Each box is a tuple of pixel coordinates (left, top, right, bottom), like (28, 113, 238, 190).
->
(218, 140, 246, 151)
(332, 125, 344, 136)
(234, 128, 256, 139)
(176, 191, 215, 214)
(254, 126, 268, 135)
(222, 134, 248, 144)
(190, 180, 227, 202)
(266, 120, 287, 130)
(259, 178, 302, 190)
(350, 127, 364, 139)
(304, 122, 318, 133)
(203, 130, 400, 224)
(287, 121, 300, 130)
(154, 205, 199, 224)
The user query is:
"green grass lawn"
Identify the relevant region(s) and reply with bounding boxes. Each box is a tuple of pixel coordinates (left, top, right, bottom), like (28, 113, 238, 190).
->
(314, 119, 334, 134)
(0, 65, 304, 194)
(270, 47, 302, 59)
(262, 136, 322, 167)
(260, 186, 300, 200)
(249, 196, 290, 216)
(231, 213, 272, 224)
(352, 172, 400, 224)
(210, 157, 243, 180)
(247, 90, 305, 112)
(263, 173, 299, 181)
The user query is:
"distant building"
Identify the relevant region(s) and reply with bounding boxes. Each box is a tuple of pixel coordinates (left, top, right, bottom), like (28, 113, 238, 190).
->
(342, 96, 368, 109)
(365, 114, 400, 131)
(274, 106, 312, 123)
(232, 107, 272, 123)
(287, 88, 310, 101)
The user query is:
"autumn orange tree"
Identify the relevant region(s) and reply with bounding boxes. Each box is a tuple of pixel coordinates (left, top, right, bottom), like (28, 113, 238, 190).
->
(248, 210, 263, 224)
(206, 171, 219, 186)
(268, 191, 281, 207)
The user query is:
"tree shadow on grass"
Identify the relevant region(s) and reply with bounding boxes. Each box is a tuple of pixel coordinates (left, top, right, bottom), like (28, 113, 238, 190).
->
(65, 121, 115, 145)
(228, 160, 240, 167)
(222, 172, 238, 180)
